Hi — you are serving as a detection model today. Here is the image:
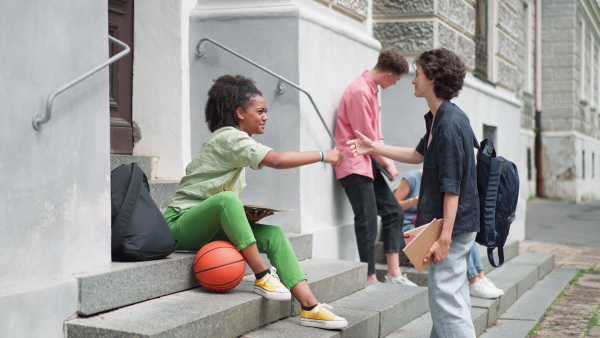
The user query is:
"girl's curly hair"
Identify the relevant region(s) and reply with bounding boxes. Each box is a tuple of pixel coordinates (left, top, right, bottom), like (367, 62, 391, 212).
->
(205, 75, 263, 132)
(414, 49, 467, 99)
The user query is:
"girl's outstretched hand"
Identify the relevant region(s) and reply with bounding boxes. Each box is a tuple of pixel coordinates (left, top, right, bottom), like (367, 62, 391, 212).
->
(324, 149, 344, 167)
(346, 130, 373, 156)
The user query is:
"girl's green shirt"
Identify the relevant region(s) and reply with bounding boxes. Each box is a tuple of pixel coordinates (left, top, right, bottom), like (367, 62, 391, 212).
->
(168, 127, 272, 211)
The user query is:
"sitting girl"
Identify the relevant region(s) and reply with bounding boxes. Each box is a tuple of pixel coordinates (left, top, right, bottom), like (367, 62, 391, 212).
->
(164, 74, 347, 330)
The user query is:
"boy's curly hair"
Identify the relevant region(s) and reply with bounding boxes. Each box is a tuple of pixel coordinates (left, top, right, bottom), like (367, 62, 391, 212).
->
(374, 50, 408, 75)
(414, 49, 467, 99)
(205, 75, 263, 132)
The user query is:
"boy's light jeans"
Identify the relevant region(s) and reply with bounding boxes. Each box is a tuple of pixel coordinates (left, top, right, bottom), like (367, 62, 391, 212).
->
(429, 231, 477, 338)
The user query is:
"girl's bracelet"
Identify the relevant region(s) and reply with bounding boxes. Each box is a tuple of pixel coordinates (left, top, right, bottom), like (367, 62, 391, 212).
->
(319, 150, 325, 162)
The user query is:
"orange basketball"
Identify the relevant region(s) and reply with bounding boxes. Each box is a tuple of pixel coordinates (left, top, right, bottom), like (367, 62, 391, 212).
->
(193, 241, 245, 293)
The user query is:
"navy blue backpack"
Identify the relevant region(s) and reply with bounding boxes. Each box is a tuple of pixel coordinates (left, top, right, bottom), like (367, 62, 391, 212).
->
(474, 139, 520, 267)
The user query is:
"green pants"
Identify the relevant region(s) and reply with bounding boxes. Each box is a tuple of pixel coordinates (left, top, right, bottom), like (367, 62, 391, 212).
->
(164, 191, 306, 289)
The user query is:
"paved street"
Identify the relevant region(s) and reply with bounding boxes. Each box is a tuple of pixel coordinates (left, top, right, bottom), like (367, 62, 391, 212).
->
(526, 198, 600, 247)
(521, 198, 600, 337)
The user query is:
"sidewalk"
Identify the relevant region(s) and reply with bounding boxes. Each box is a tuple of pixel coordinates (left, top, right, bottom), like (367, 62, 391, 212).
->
(520, 240, 600, 337)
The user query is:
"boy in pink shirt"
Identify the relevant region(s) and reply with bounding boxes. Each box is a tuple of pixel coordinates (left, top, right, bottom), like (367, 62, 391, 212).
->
(335, 50, 416, 286)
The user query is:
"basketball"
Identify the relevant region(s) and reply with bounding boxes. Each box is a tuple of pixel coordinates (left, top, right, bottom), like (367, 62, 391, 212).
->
(193, 240, 246, 293)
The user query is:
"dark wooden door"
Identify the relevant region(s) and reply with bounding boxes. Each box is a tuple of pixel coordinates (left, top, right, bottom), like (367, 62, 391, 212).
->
(109, 0, 134, 154)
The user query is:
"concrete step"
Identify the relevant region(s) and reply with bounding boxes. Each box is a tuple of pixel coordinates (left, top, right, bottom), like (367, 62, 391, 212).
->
(479, 268, 579, 338)
(386, 305, 489, 337)
(149, 180, 179, 210)
(74, 232, 313, 316)
(110, 154, 157, 179)
(385, 250, 555, 337)
(245, 282, 428, 338)
(471, 251, 554, 327)
(110, 154, 179, 209)
(65, 258, 366, 338)
(375, 239, 521, 286)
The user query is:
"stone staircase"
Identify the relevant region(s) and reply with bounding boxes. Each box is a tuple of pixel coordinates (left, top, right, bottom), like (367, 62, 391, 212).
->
(68, 156, 575, 337)
(66, 156, 429, 337)
(65, 229, 430, 337)
(376, 240, 578, 337)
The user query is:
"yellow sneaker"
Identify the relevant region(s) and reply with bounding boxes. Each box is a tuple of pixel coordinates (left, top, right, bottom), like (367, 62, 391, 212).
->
(253, 267, 291, 301)
(300, 303, 348, 330)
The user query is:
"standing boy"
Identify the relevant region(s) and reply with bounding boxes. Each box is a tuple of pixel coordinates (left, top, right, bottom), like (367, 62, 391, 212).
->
(335, 50, 416, 286)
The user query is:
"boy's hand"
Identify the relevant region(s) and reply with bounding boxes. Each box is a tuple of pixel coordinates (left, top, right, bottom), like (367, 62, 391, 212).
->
(424, 237, 451, 264)
(382, 158, 399, 181)
(346, 130, 373, 156)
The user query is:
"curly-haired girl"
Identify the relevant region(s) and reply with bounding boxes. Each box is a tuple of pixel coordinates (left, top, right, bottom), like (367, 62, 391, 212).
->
(164, 74, 347, 330)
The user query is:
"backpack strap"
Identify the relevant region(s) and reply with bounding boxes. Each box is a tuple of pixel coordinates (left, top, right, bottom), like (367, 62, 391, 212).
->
(111, 164, 143, 251)
(488, 246, 504, 268)
(483, 158, 504, 267)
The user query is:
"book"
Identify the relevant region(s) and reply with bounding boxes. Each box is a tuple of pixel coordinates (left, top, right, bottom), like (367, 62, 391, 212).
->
(371, 158, 393, 181)
(243, 204, 293, 213)
(402, 218, 443, 272)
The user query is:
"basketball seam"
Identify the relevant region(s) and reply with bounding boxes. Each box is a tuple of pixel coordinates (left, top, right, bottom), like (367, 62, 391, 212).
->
(194, 259, 245, 274)
(193, 244, 237, 266)
(199, 270, 245, 287)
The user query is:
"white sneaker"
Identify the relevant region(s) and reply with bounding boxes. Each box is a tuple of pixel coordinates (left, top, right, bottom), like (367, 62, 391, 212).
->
(385, 273, 418, 287)
(482, 277, 504, 296)
(469, 278, 501, 298)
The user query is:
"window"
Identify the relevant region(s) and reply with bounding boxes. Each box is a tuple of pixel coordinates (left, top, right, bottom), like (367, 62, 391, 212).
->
(483, 125, 497, 149)
(580, 20, 587, 103)
(592, 152, 596, 178)
(527, 148, 532, 181)
(582, 150, 586, 179)
(475, 0, 488, 80)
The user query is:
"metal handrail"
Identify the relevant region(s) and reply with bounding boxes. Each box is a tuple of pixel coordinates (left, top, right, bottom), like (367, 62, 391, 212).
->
(196, 38, 335, 146)
(32, 36, 131, 130)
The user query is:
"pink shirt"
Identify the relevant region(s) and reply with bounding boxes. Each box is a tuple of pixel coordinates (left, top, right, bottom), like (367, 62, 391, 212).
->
(334, 71, 384, 180)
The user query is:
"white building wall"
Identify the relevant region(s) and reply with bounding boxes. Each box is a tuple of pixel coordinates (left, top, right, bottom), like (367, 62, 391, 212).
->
(133, 0, 198, 180)
(0, 1, 111, 337)
(296, 0, 380, 261)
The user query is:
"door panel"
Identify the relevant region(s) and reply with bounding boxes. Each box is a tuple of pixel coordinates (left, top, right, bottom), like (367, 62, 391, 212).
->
(109, 0, 133, 154)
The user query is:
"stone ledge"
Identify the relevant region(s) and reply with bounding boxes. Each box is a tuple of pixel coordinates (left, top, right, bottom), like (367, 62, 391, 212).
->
(475, 262, 539, 325)
(76, 232, 313, 316)
(245, 306, 379, 338)
(375, 239, 521, 287)
(331, 282, 428, 336)
(66, 258, 366, 338)
(246, 281, 428, 338)
(499, 268, 579, 322)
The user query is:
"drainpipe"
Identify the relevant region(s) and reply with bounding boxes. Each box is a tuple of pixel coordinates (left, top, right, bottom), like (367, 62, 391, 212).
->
(535, 0, 544, 197)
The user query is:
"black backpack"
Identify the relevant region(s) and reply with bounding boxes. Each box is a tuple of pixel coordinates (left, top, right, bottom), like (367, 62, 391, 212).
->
(474, 139, 520, 267)
(111, 163, 177, 261)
